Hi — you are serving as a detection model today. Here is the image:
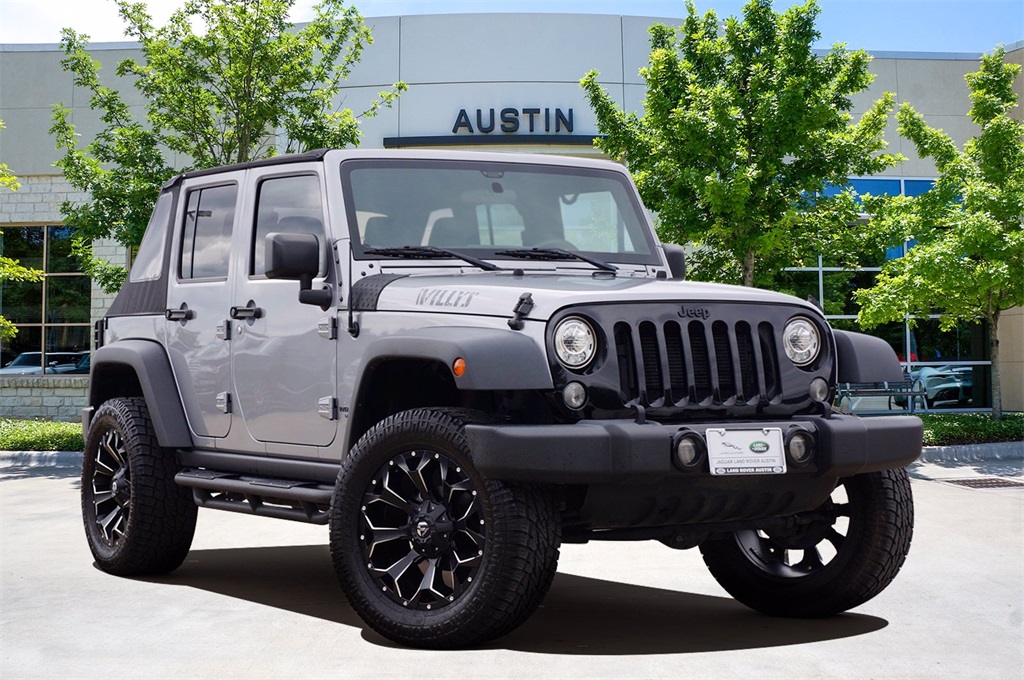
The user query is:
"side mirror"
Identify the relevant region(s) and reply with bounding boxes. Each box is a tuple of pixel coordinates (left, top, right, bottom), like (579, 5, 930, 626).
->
(265, 232, 332, 310)
(663, 243, 686, 280)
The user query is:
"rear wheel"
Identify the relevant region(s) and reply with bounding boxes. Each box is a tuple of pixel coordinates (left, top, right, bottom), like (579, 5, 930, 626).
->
(81, 397, 197, 575)
(330, 408, 561, 648)
(700, 468, 913, 617)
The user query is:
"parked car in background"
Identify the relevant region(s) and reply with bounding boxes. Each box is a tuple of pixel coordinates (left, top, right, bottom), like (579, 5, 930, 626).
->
(50, 351, 91, 375)
(917, 365, 973, 407)
(0, 351, 83, 375)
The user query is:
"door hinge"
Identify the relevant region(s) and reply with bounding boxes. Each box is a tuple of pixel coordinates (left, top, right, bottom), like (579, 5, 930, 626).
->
(216, 319, 232, 341)
(216, 392, 232, 414)
(318, 396, 338, 420)
(317, 316, 338, 340)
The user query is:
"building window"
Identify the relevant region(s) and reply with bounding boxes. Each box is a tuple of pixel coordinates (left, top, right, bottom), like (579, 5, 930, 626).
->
(780, 261, 991, 413)
(0, 226, 92, 376)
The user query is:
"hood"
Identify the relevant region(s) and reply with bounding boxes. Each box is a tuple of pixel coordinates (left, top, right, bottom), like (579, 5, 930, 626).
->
(368, 271, 822, 322)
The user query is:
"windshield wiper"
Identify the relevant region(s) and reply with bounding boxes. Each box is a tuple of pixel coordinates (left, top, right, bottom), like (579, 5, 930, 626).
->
(364, 246, 502, 272)
(494, 247, 618, 273)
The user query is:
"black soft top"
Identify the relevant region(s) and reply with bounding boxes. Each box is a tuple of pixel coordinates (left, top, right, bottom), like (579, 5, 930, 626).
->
(160, 148, 330, 190)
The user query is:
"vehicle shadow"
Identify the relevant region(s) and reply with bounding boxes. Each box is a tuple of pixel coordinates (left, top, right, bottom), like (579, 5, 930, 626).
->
(143, 544, 887, 655)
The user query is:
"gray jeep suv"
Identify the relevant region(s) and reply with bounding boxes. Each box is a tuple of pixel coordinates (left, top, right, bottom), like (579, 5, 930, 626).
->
(82, 149, 921, 648)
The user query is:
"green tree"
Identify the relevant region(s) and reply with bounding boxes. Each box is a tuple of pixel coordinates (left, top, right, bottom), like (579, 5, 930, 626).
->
(580, 0, 900, 287)
(856, 47, 1024, 420)
(51, 0, 405, 292)
(0, 120, 19, 194)
(1, 120, 46, 342)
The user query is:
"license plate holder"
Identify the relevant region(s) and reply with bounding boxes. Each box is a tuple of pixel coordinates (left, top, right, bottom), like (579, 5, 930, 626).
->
(706, 428, 786, 476)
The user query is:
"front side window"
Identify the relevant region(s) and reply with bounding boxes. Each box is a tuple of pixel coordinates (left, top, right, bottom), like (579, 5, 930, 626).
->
(342, 160, 658, 265)
(179, 184, 237, 280)
(251, 175, 326, 276)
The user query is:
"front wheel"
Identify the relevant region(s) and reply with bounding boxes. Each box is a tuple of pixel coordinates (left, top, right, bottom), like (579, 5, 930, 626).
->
(699, 468, 913, 617)
(329, 408, 561, 648)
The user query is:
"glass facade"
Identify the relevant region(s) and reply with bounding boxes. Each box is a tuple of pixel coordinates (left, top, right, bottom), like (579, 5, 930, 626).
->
(0, 226, 92, 376)
(786, 177, 991, 413)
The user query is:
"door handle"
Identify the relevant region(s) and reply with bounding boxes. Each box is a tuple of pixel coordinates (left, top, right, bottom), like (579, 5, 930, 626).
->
(165, 304, 195, 322)
(229, 301, 264, 320)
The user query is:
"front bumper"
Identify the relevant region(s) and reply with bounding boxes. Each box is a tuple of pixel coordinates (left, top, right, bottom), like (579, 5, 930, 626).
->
(465, 413, 922, 484)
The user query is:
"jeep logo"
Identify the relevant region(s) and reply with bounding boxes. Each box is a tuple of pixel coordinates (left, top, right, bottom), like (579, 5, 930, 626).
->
(749, 441, 770, 453)
(678, 306, 710, 320)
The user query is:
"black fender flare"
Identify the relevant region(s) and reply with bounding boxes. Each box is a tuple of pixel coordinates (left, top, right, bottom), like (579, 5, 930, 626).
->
(89, 340, 193, 448)
(833, 330, 905, 384)
(357, 327, 554, 391)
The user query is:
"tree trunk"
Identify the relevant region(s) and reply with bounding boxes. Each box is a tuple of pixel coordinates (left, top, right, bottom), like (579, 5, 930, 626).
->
(989, 310, 1002, 421)
(742, 249, 756, 288)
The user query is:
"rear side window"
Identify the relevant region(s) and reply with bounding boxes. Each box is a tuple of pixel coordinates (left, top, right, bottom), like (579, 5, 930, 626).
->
(251, 175, 326, 276)
(128, 192, 173, 282)
(179, 184, 237, 280)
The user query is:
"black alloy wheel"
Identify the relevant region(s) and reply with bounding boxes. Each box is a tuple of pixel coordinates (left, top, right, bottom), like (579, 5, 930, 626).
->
(90, 426, 133, 547)
(359, 448, 485, 610)
(81, 397, 197, 576)
(700, 468, 914, 617)
(330, 408, 561, 648)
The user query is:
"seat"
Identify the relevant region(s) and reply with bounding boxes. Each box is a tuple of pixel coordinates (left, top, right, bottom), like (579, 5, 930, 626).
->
(364, 216, 400, 246)
(428, 217, 479, 248)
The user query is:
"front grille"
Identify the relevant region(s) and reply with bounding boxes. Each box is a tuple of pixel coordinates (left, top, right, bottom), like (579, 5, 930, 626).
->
(614, 318, 781, 408)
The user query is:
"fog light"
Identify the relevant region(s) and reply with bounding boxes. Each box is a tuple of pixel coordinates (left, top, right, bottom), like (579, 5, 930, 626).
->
(673, 433, 705, 470)
(562, 382, 587, 410)
(809, 377, 829, 403)
(787, 431, 815, 465)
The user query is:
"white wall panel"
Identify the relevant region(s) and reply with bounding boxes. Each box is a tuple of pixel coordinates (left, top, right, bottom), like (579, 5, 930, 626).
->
(398, 14, 623, 84)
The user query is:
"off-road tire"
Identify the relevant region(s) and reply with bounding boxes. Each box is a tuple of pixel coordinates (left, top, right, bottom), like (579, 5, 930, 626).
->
(329, 408, 561, 648)
(81, 397, 197, 575)
(700, 468, 913, 617)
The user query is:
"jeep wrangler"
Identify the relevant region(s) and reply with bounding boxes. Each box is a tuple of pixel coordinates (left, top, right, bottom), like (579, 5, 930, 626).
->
(82, 149, 921, 648)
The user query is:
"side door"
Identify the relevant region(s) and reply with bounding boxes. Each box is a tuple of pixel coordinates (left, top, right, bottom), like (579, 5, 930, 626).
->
(164, 176, 242, 440)
(229, 167, 339, 449)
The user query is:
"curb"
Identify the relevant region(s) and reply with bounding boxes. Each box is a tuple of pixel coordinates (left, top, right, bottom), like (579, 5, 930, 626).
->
(0, 450, 83, 468)
(918, 440, 1023, 464)
(2, 442, 1022, 469)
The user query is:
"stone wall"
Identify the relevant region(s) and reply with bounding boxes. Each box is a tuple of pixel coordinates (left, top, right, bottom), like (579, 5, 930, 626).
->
(0, 377, 88, 423)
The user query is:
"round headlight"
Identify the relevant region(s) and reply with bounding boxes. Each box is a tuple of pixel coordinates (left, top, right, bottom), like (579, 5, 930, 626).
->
(783, 317, 821, 367)
(554, 316, 597, 369)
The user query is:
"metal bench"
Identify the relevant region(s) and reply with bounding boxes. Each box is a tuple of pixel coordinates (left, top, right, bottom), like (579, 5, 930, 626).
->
(835, 377, 928, 414)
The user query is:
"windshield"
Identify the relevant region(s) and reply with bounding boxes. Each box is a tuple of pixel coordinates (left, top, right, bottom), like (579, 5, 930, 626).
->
(341, 159, 658, 265)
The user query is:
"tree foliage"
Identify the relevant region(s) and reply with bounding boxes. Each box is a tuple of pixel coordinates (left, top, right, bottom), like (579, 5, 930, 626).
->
(1, 119, 45, 342)
(51, 0, 405, 292)
(581, 0, 900, 287)
(856, 47, 1023, 419)
(0, 120, 19, 193)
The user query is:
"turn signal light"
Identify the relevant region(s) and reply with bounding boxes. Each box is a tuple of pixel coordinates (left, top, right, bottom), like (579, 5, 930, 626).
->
(452, 358, 466, 377)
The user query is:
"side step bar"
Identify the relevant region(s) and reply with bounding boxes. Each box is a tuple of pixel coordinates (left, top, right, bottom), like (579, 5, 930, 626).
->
(175, 468, 334, 525)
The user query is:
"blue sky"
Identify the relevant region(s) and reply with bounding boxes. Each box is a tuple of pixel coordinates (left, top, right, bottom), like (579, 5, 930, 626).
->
(0, 0, 1021, 53)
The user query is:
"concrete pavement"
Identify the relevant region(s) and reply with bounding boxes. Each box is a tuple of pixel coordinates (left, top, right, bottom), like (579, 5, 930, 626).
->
(1, 459, 1021, 679)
